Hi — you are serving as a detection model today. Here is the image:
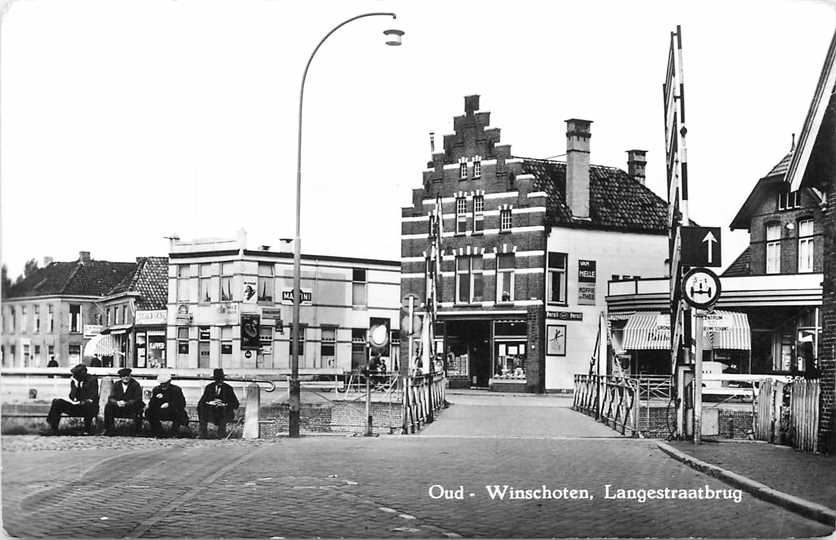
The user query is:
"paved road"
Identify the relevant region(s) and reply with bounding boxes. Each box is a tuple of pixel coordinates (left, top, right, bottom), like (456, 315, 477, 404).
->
(2, 394, 832, 538)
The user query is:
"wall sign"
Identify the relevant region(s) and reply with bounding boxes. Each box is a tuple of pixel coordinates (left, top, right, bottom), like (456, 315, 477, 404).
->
(83, 325, 103, 337)
(578, 259, 597, 306)
(547, 325, 567, 356)
(546, 311, 583, 321)
(281, 288, 312, 306)
(242, 278, 257, 303)
(135, 310, 167, 325)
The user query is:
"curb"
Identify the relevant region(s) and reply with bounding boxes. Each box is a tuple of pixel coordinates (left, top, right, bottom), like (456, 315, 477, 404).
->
(657, 441, 836, 527)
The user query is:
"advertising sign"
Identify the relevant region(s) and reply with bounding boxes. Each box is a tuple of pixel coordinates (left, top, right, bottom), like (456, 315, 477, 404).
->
(281, 288, 312, 306)
(577, 259, 597, 305)
(242, 278, 258, 303)
(134, 310, 167, 326)
(83, 325, 103, 337)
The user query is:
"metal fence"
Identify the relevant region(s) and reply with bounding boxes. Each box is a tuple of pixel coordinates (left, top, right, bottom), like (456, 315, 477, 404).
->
(754, 378, 820, 452)
(573, 374, 640, 436)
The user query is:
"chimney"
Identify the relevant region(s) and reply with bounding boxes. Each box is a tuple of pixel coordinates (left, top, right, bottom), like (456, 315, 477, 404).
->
(464, 95, 480, 116)
(43, 256, 53, 267)
(78, 251, 91, 264)
(565, 119, 592, 219)
(626, 150, 647, 185)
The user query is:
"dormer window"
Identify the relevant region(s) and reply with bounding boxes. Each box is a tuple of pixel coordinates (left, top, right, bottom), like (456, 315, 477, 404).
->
(778, 190, 801, 211)
(473, 156, 482, 178)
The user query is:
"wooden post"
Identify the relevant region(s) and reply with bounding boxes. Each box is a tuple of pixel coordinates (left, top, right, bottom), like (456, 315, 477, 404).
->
(243, 383, 260, 439)
(693, 310, 704, 445)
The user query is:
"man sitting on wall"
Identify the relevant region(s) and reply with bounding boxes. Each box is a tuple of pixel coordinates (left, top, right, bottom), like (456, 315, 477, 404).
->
(197, 368, 239, 439)
(103, 368, 145, 435)
(45, 364, 99, 435)
(146, 371, 188, 438)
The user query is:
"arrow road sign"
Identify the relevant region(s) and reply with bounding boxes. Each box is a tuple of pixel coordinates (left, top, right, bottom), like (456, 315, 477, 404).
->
(681, 226, 721, 268)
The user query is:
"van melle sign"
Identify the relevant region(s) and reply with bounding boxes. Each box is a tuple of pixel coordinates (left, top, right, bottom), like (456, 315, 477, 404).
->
(577, 259, 597, 306)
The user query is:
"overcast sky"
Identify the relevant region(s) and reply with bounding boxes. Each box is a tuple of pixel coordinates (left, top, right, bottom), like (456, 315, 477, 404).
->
(2, 0, 835, 279)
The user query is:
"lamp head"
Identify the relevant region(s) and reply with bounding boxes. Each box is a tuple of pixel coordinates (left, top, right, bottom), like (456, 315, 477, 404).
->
(383, 29, 404, 46)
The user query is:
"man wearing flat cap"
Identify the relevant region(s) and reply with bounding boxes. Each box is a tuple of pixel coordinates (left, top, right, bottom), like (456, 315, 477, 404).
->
(197, 368, 239, 438)
(103, 367, 145, 435)
(45, 364, 99, 435)
(146, 371, 188, 438)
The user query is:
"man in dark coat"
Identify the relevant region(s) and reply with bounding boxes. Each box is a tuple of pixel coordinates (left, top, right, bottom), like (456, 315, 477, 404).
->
(104, 367, 145, 435)
(46, 364, 99, 435)
(146, 371, 188, 438)
(197, 368, 239, 438)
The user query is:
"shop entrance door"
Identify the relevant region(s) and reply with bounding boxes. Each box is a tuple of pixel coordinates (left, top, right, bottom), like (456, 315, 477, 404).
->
(446, 320, 491, 387)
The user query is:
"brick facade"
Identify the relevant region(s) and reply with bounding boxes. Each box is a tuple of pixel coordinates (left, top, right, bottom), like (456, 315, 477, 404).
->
(820, 118, 836, 450)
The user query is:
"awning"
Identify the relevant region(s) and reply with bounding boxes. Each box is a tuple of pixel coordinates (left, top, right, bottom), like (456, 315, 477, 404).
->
(83, 334, 123, 357)
(622, 311, 751, 351)
(101, 324, 133, 335)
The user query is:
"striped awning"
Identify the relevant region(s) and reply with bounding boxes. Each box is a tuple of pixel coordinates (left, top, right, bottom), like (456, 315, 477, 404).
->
(622, 311, 751, 351)
(83, 334, 123, 357)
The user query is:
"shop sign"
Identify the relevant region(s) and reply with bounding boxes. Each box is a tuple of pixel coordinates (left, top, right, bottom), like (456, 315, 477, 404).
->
(578, 260, 596, 306)
(215, 303, 239, 325)
(702, 312, 731, 330)
(243, 278, 258, 303)
(546, 311, 583, 321)
(199, 328, 211, 341)
(176, 304, 191, 324)
(262, 307, 282, 319)
(135, 310, 167, 325)
(83, 324, 103, 337)
(281, 288, 312, 306)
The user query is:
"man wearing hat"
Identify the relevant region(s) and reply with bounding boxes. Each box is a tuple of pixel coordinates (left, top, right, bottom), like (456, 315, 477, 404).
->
(197, 368, 239, 438)
(146, 371, 188, 438)
(103, 367, 145, 435)
(45, 364, 99, 435)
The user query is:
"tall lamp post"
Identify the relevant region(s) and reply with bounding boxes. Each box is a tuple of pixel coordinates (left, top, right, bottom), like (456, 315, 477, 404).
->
(290, 13, 403, 438)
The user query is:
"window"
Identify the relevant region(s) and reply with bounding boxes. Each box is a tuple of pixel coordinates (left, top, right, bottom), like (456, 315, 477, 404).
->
(289, 324, 305, 357)
(10, 345, 16, 363)
(199, 263, 215, 303)
(473, 157, 481, 178)
(496, 254, 515, 302)
(352, 268, 367, 308)
(798, 219, 814, 273)
(351, 328, 367, 370)
(177, 265, 191, 302)
(106, 308, 111, 327)
(34, 345, 41, 365)
(766, 223, 781, 274)
(69, 304, 81, 333)
(48, 305, 54, 332)
(221, 326, 233, 357)
(23, 343, 30, 366)
(177, 327, 189, 354)
(459, 160, 467, 180)
(48, 345, 54, 362)
(220, 262, 234, 301)
(21, 306, 27, 333)
(321, 327, 336, 368)
(6, 307, 13, 333)
(778, 190, 801, 210)
(258, 263, 274, 302)
(456, 197, 468, 234)
(473, 195, 484, 233)
(500, 209, 512, 232)
(548, 252, 568, 304)
(121, 306, 127, 325)
(34, 305, 40, 333)
(456, 256, 484, 304)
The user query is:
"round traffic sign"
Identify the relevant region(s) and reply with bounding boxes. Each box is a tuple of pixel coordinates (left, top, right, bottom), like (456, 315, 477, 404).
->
(369, 324, 389, 348)
(682, 267, 721, 309)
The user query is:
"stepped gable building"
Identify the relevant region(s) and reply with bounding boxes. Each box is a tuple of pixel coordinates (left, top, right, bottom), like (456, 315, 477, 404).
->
(94, 256, 170, 368)
(401, 95, 669, 392)
(1, 252, 136, 367)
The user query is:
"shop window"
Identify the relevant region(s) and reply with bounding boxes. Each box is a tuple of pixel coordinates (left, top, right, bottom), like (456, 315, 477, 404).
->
(351, 328, 367, 370)
(321, 327, 337, 368)
(798, 218, 814, 273)
(352, 268, 367, 308)
(221, 326, 233, 355)
(34, 306, 40, 333)
(177, 327, 189, 355)
(500, 209, 512, 232)
(68, 344, 81, 364)
(177, 265, 191, 302)
(766, 223, 781, 274)
(220, 262, 234, 301)
(199, 263, 216, 303)
(496, 253, 515, 302)
(473, 195, 484, 233)
(548, 252, 568, 304)
(69, 304, 81, 333)
(473, 157, 482, 178)
(456, 197, 468, 234)
(258, 263, 275, 302)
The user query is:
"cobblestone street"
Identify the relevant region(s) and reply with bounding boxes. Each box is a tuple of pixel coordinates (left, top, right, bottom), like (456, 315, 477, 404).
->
(2, 395, 832, 538)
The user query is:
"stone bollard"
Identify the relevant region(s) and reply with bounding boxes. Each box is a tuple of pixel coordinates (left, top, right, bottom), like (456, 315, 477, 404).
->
(97, 377, 113, 430)
(243, 383, 260, 439)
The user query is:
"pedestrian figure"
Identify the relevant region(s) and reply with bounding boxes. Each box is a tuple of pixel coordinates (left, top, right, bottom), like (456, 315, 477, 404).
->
(197, 368, 239, 438)
(104, 367, 145, 435)
(146, 371, 188, 438)
(89, 355, 102, 367)
(45, 364, 99, 435)
(46, 358, 58, 368)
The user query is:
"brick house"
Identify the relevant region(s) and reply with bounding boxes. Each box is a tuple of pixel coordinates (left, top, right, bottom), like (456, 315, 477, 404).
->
(401, 96, 669, 392)
(1, 252, 136, 367)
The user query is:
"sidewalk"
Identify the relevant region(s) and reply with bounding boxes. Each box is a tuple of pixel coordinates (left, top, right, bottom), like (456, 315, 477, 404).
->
(667, 440, 836, 510)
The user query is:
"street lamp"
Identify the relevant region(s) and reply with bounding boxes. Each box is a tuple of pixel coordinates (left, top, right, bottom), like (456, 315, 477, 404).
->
(290, 12, 403, 438)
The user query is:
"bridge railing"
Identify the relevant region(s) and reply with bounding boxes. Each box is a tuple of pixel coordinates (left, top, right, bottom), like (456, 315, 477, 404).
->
(401, 373, 447, 434)
(573, 374, 640, 437)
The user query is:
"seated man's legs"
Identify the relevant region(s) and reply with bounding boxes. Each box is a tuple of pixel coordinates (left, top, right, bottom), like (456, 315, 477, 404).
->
(47, 400, 97, 434)
(104, 402, 118, 432)
(46, 399, 72, 432)
(149, 407, 185, 437)
(198, 404, 225, 438)
(104, 402, 145, 434)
